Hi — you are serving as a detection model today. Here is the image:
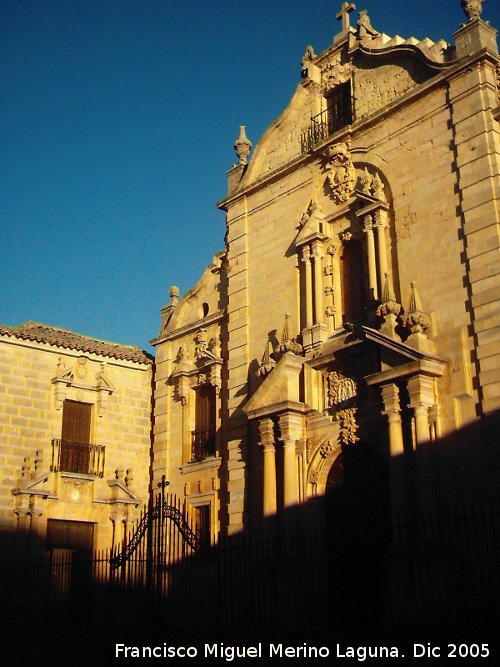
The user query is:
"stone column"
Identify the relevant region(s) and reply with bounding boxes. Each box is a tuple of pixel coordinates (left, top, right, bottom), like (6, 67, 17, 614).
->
(258, 418, 277, 517)
(311, 240, 324, 325)
(374, 209, 389, 290)
(407, 374, 436, 511)
(380, 382, 409, 524)
(278, 412, 303, 508)
(363, 215, 378, 300)
(407, 375, 434, 446)
(301, 245, 313, 328)
(381, 383, 404, 457)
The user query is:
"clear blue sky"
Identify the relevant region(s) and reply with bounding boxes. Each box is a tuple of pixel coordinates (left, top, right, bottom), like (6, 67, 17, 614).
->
(1, 1, 499, 353)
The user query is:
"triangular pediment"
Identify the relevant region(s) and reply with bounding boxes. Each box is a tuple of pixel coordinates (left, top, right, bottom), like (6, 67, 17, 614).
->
(107, 478, 140, 503)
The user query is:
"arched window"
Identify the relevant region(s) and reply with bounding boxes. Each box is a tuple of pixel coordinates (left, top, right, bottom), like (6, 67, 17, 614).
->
(340, 240, 366, 323)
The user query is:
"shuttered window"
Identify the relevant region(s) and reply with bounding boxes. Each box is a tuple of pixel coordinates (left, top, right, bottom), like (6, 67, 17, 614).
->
(62, 400, 91, 443)
(60, 400, 92, 473)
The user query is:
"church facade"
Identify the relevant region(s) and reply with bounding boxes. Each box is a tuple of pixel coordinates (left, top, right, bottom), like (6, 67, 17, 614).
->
(151, 3, 500, 539)
(1, 3, 499, 552)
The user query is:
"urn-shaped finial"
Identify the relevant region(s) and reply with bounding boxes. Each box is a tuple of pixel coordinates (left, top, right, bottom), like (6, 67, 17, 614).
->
(461, 0, 484, 21)
(234, 125, 252, 166)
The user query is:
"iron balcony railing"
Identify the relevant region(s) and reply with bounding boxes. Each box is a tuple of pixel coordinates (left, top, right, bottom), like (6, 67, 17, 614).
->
(304, 104, 353, 152)
(51, 439, 106, 478)
(191, 427, 216, 462)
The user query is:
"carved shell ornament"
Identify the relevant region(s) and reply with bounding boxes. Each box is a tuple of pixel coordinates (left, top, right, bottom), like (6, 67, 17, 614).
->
(324, 143, 356, 204)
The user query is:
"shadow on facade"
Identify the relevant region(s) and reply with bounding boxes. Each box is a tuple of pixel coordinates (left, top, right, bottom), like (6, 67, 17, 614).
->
(2, 412, 500, 662)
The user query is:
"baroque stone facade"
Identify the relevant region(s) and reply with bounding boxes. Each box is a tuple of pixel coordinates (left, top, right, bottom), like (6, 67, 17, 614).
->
(153, 5, 500, 537)
(3, 5, 500, 551)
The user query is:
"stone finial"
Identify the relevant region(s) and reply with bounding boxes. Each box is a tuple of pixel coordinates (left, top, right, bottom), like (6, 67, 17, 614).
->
(405, 282, 430, 334)
(160, 286, 180, 331)
(278, 314, 303, 355)
(234, 126, 252, 166)
(169, 286, 179, 304)
(34, 450, 43, 475)
(376, 273, 402, 339)
(371, 172, 385, 200)
(125, 468, 133, 488)
(360, 168, 373, 194)
(257, 341, 276, 377)
(461, 0, 484, 21)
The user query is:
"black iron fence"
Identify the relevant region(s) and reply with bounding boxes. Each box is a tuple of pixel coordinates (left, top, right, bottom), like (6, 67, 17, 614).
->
(3, 496, 500, 643)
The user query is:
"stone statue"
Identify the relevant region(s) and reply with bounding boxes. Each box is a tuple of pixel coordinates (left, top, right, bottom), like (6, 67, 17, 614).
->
(357, 9, 380, 39)
(301, 45, 316, 78)
(461, 0, 484, 21)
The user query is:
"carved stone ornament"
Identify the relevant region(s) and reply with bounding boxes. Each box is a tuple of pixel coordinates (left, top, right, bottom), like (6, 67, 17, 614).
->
(325, 143, 356, 204)
(357, 9, 380, 39)
(327, 371, 357, 406)
(194, 328, 209, 360)
(377, 272, 401, 319)
(322, 53, 352, 92)
(404, 282, 431, 334)
(461, 0, 483, 21)
(319, 441, 334, 458)
(338, 408, 359, 446)
(257, 341, 276, 377)
(309, 469, 320, 485)
(234, 126, 252, 166)
(278, 314, 303, 355)
(301, 44, 316, 78)
(306, 434, 327, 462)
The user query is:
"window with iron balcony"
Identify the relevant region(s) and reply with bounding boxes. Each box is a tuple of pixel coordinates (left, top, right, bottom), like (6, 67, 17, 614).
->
(51, 400, 105, 477)
(191, 385, 216, 462)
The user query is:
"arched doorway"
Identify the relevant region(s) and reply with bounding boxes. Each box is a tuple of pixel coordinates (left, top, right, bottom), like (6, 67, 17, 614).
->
(324, 442, 390, 624)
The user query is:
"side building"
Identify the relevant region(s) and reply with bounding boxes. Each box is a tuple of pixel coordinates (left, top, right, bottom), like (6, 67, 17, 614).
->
(152, 4, 500, 537)
(0, 321, 153, 555)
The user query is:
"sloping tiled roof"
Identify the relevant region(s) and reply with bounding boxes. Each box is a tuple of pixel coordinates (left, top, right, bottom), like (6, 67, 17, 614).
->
(0, 321, 153, 365)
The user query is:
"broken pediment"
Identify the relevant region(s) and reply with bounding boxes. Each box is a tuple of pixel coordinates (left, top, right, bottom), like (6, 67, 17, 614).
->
(361, 326, 448, 384)
(105, 468, 141, 506)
